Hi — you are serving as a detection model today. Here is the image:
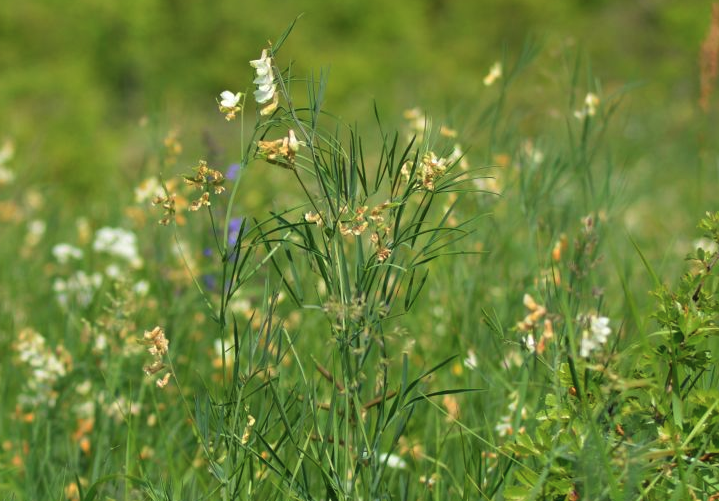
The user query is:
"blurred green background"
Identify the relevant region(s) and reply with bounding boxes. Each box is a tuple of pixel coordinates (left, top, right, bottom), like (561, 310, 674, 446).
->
(1, 0, 717, 224)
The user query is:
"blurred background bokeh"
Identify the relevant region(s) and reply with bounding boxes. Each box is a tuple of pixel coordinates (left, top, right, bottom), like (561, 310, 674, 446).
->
(1, 0, 717, 230)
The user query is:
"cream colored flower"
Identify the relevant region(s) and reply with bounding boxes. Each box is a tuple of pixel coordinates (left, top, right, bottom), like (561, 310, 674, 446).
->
(483, 62, 502, 86)
(219, 90, 242, 108)
(250, 49, 279, 115)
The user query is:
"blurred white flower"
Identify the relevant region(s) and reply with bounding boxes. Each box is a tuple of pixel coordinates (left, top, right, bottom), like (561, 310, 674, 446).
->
(579, 314, 611, 357)
(483, 62, 502, 86)
(463, 349, 478, 370)
(134, 177, 163, 204)
(25, 219, 46, 247)
(379, 453, 407, 469)
(574, 92, 600, 120)
(133, 280, 150, 296)
(93, 227, 143, 268)
(52, 243, 84, 264)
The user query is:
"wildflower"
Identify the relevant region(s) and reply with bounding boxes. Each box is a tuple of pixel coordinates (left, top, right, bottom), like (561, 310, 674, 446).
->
(14, 328, 69, 408)
(443, 394, 460, 422)
(241, 415, 256, 445)
(189, 192, 211, 211)
(439, 125, 457, 138)
(221, 217, 242, 248)
(218, 90, 243, 120)
(134, 177, 164, 204)
(447, 143, 469, 170)
(250, 49, 279, 116)
(379, 453, 407, 470)
(419, 152, 449, 190)
(516, 293, 546, 331)
(579, 314, 611, 358)
(403, 107, 427, 141)
(377, 246, 391, 262)
(156, 372, 171, 388)
(162, 129, 182, 165)
(574, 92, 600, 120)
(304, 211, 324, 226)
(184, 160, 226, 194)
(143, 326, 169, 357)
(52, 243, 83, 264)
(483, 62, 502, 86)
(463, 349, 478, 370)
(25, 219, 46, 248)
(53, 271, 103, 308)
(226, 163, 241, 181)
(152, 192, 176, 225)
(257, 130, 302, 169)
(0, 139, 14, 185)
(93, 227, 142, 268)
(140, 326, 171, 388)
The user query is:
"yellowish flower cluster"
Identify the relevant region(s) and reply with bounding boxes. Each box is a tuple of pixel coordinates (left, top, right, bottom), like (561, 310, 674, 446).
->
(402, 152, 450, 191)
(140, 326, 171, 388)
(257, 130, 301, 169)
(516, 294, 554, 355)
(335, 202, 395, 262)
(183, 160, 225, 212)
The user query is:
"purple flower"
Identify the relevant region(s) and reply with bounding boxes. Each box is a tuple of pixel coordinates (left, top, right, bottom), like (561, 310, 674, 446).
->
(228, 217, 245, 247)
(226, 163, 241, 181)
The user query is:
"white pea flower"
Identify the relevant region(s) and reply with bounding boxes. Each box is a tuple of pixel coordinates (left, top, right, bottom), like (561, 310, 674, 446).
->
(250, 49, 279, 115)
(219, 90, 241, 108)
(218, 90, 243, 120)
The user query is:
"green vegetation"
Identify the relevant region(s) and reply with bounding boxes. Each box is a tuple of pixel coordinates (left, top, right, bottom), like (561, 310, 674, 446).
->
(1, 2, 719, 499)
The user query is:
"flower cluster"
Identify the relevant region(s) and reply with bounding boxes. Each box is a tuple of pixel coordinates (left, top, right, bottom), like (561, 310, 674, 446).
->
(93, 227, 143, 269)
(52, 243, 83, 265)
(574, 92, 600, 120)
(256, 130, 301, 169)
(183, 160, 226, 211)
(516, 293, 554, 354)
(250, 49, 279, 116)
(578, 314, 611, 358)
(401, 152, 450, 191)
(152, 192, 177, 226)
(53, 270, 102, 308)
(14, 328, 70, 408)
(140, 326, 171, 388)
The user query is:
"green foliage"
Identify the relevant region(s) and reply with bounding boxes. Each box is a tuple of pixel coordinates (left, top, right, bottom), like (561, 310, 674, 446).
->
(2, 6, 719, 501)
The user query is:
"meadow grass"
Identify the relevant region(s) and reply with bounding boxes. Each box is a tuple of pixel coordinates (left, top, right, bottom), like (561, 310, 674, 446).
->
(2, 18, 719, 501)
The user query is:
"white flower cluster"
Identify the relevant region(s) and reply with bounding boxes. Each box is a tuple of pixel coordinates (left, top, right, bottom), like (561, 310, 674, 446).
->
(134, 177, 165, 204)
(250, 49, 279, 116)
(93, 227, 143, 269)
(53, 270, 103, 308)
(579, 314, 611, 358)
(52, 243, 83, 264)
(15, 328, 68, 407)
